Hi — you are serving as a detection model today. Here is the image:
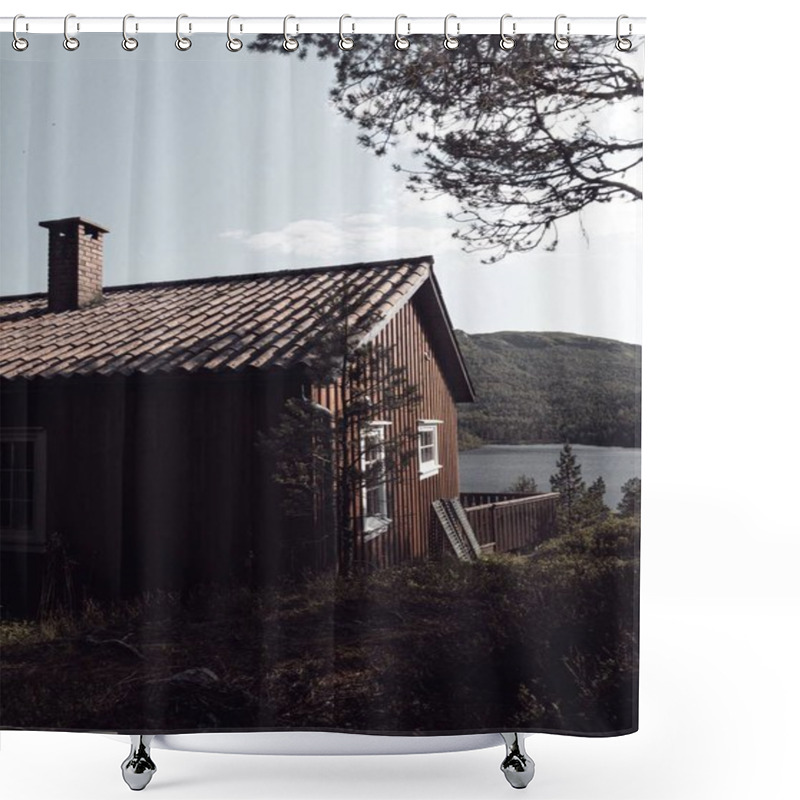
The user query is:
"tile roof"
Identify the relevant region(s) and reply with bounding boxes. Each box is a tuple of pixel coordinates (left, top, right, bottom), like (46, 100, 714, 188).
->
(0, 258, 433, 380)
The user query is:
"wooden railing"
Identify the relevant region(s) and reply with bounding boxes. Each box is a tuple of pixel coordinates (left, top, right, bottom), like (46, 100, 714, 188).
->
(460, 492, 539, 508)
(459, 492, 559, 554)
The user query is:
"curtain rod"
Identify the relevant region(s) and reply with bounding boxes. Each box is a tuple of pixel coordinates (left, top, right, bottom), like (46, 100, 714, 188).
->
(0, 16, 645, 36)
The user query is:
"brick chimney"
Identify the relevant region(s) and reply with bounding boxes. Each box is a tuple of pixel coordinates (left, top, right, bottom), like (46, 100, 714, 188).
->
(39, 217, 109, 312)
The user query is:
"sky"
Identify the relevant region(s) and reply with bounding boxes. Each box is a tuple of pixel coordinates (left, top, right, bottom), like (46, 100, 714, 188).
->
(0, 33, 642, 343)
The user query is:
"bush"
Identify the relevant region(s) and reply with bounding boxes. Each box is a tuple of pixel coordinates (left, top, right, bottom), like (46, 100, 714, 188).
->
(1, 546, 639, 733)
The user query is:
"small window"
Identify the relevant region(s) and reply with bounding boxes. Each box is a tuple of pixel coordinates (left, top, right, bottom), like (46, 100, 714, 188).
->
(360, 422, 391, 539)
(0, 429, 46, 552)
(418, 420, 442, 479)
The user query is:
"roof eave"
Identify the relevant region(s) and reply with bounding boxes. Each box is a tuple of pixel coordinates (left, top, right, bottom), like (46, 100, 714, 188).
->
(360, 259, 475, 403)
(416, 270, 476, 403)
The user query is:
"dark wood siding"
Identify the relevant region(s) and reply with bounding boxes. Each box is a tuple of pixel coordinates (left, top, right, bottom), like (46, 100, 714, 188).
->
(118, 371, 257, 596)
(1, 277, 470, 615)
(0, 368, 305, 617)
(311, 292, 461, 569)
(1, 376, 127, 615)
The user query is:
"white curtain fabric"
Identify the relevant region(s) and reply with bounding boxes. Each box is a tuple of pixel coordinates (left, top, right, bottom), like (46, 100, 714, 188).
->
(0, 30, 643, 740)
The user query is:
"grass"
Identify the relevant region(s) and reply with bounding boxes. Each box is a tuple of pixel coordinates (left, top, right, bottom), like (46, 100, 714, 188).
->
(0, 519, 638, 735)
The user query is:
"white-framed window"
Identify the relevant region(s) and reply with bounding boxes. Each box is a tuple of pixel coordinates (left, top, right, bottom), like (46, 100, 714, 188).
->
(418, 420, 443, 479)
(360, 421, 392, 540)
(0, 428, 47, 552)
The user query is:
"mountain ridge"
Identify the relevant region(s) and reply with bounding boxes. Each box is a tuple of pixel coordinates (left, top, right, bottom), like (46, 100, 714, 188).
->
(455, 330, 641, 449)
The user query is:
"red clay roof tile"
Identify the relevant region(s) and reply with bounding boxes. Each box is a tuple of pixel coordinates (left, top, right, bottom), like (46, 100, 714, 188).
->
(0, 258, 431, 379)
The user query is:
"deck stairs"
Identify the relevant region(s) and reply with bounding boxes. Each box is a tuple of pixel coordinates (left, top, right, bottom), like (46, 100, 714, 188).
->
(432, 498, 482, 562)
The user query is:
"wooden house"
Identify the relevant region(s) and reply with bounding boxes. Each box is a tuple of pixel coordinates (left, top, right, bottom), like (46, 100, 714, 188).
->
(0, 217, 480, 616)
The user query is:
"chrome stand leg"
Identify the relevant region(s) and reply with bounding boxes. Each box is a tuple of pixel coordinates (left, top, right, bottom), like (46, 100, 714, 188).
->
(500, 733, 535, 789)
(121, 735, 157, 791)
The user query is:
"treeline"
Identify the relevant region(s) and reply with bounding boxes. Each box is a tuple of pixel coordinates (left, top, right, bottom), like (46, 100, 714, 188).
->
(507, 442, 641, 533)
(456, 330, 641, 448)
(535, 442, 641, 532)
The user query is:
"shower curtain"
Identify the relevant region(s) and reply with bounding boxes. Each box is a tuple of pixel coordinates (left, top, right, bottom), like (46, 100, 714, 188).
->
(0, 27, 643, 738)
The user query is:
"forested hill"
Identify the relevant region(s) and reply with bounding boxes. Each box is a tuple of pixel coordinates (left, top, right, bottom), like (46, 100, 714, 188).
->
(455, 331, 641, 449)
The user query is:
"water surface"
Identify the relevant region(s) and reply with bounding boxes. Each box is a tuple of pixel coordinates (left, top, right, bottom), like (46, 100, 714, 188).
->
(459, 444, 641, 509)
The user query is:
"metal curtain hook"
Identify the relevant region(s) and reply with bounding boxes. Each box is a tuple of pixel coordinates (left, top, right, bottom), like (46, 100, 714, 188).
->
(554, 14, 570, 51)
(12, 14, 29, 51)
(394, 14, 410, 50)
(499, 13, 516, 51)
(443, 14, 459, 50)
(339, 14, 354, 50)
(176, 14, 192, 50)
(227, 15, 242, 51)
(283, 15, 299, 51)
(616, 15, 632, 51)
(122, 14, 138, 51)
(63, 13, 79, 51)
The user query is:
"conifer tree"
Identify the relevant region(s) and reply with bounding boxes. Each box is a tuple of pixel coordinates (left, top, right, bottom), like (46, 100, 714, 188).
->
(578, 476, 610, 524)
(617, 477, 642, 518)
(508, 474, 539, 494)
(549, 443, 586, 533)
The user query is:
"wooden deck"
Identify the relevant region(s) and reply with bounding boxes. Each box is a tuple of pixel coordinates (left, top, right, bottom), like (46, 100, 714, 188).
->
(459, 492, 559, 554)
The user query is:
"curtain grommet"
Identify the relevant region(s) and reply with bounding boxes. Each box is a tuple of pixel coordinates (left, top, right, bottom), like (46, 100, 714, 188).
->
(63, 13, 80, 51)
(226, 15, 243, 52)
(283, 15, 299, 51)
(394, 15, 410, 50)
(500, 14, 516, 51)
(12, 15, 29, 51)
(554, 14, 570, 51)
(339, 14, 354, 51)
(121, 14, 138, 51)
(616, 15, 633, 51)
(175, 14, 192, 51)
(443, 14, 459, 51)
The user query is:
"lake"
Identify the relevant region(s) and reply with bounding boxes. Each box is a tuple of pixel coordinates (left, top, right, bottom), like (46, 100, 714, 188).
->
(459, 444, 641, 510)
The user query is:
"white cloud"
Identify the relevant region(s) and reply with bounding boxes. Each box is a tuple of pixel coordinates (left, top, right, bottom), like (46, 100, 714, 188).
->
(220, 214, 463, 263)
(340, 213, 385, 227)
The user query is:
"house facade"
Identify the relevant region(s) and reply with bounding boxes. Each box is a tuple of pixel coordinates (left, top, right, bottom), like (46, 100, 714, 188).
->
(0, 217, 475, 617)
